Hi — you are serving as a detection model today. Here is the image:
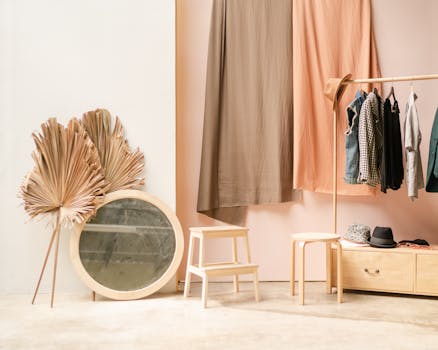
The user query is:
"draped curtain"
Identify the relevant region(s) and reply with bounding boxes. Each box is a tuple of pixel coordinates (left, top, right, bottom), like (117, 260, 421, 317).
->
(293, 0, 381, 194)
(198, 0, 380, 223)
(197, 0, 295, 223)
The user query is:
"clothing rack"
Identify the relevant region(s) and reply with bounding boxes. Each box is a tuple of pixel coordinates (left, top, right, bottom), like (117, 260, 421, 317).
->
(326, 73, 438, 234)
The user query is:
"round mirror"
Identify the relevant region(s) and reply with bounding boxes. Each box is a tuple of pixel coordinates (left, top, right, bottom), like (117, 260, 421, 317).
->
(70, 190, 184, 300)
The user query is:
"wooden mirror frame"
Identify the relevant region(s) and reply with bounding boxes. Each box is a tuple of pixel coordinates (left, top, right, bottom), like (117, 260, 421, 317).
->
(70, 189, 184, 300)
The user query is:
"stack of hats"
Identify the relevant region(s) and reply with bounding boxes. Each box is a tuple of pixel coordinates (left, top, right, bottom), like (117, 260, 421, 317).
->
(343, 225, 397, 248)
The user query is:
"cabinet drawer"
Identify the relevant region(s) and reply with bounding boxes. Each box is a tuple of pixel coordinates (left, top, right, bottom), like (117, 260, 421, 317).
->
(334, 250, 414, 293)
(417, 254, 438, 294)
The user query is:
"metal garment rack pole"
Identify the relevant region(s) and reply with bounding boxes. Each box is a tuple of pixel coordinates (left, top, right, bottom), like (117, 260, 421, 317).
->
(330, 73, 438, 234)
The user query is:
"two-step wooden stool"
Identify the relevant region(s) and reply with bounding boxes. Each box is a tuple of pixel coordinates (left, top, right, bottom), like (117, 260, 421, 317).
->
(184, 226, 260, 308)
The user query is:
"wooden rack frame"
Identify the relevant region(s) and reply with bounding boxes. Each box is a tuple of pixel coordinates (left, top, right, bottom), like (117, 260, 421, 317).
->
(325, 73, 438, 234)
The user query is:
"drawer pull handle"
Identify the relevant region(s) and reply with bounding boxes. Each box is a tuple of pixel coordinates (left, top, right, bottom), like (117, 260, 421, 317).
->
(364, 268, 380, 274)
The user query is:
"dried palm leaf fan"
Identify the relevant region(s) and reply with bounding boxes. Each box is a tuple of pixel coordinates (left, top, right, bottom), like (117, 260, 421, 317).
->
(81, 109, 145, 192)
(20, 118, 108, 307)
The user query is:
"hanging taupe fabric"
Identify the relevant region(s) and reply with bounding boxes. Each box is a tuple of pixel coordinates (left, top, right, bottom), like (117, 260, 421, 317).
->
(293, 0, 381, 195)
(197, 0, 295, 222)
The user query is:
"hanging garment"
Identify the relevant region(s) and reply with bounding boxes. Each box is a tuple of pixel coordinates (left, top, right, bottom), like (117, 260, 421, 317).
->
(344, 90, 367, 184)
(404, 92, 424, 201)
(293, 0, 381, 195)
(426, 108, 438, 192)
(358, 90, 384, 187)
(381, 93, 404, 192)
(197, 0, 295, 222)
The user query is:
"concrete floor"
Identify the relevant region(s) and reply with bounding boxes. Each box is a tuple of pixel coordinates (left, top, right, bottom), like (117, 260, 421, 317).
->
(1, 282, 438, 349)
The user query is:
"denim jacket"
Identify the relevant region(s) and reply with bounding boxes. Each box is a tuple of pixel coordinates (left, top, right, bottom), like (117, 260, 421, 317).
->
(344, 90, 367, 184)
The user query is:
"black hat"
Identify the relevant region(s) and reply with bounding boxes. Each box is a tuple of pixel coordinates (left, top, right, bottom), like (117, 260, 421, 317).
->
(367, 227, 397, 248)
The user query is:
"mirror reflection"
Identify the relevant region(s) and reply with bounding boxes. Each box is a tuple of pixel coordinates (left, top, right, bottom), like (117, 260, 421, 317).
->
(79, 198, 176, 291)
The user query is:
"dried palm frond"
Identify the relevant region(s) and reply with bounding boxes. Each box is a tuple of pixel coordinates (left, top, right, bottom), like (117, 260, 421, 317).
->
(81, 109, 145, 193)
(20, 118, 109, 307)
(20, 118, 109, 225)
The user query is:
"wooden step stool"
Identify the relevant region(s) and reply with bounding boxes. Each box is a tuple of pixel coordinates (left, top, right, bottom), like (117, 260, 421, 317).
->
(184, 226, 260, 308)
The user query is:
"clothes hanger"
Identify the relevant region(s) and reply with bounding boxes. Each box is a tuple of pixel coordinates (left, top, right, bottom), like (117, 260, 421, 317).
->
(372, 79, 380, 95)
(386, 86, 395, 100)
(355, 82, 367, 97)
(386, 77, 395, 100)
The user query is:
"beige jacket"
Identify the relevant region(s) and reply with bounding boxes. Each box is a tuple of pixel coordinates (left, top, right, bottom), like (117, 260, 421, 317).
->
(404, 92, 424, 201)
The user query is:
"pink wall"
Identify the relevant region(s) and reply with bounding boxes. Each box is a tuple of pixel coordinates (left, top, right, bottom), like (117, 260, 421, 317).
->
(176, 0, 438, 281)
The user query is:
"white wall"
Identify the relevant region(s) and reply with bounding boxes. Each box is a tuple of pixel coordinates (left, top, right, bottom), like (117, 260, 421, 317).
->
(0, 0, 175, 294)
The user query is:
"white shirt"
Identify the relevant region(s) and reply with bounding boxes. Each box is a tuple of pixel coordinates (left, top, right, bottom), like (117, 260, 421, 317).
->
(404, 91, 424, 201)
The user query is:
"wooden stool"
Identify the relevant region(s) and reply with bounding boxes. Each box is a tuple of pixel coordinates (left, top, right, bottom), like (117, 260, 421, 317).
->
(184, 226, 260, 308)
(290, 233, 343, 305)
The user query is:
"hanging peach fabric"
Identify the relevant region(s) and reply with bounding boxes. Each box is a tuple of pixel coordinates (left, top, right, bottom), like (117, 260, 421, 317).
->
(293, 0, 381, 195)
(197, 0, 295, 222)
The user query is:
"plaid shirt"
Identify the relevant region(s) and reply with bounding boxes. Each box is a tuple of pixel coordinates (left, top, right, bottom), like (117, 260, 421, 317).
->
(358, 91, 384, 186)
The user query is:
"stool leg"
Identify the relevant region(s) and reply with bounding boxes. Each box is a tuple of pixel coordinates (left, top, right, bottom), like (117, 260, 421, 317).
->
(326, 242, 332, 294)
(290, 240, 295, 296)
(233, 274, 239, 293)
(253, 270, 260, 302)
(202, 275, 209, 308)
(336, 241, 343, 303)
(183, 270, 192, 298)
(244, 235, 252, 263)
(232, 237, 239, 293)
(199, 236, 205, 267)
(184, 235, 195, 297)
(299, 241, 306, 305)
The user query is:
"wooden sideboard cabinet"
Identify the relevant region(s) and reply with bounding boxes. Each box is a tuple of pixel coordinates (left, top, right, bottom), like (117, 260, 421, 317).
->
(330, 245, 438, 297)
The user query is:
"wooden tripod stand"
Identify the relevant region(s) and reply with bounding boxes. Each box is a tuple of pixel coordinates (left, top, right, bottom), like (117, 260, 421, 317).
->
(31, 212, 62, 308)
